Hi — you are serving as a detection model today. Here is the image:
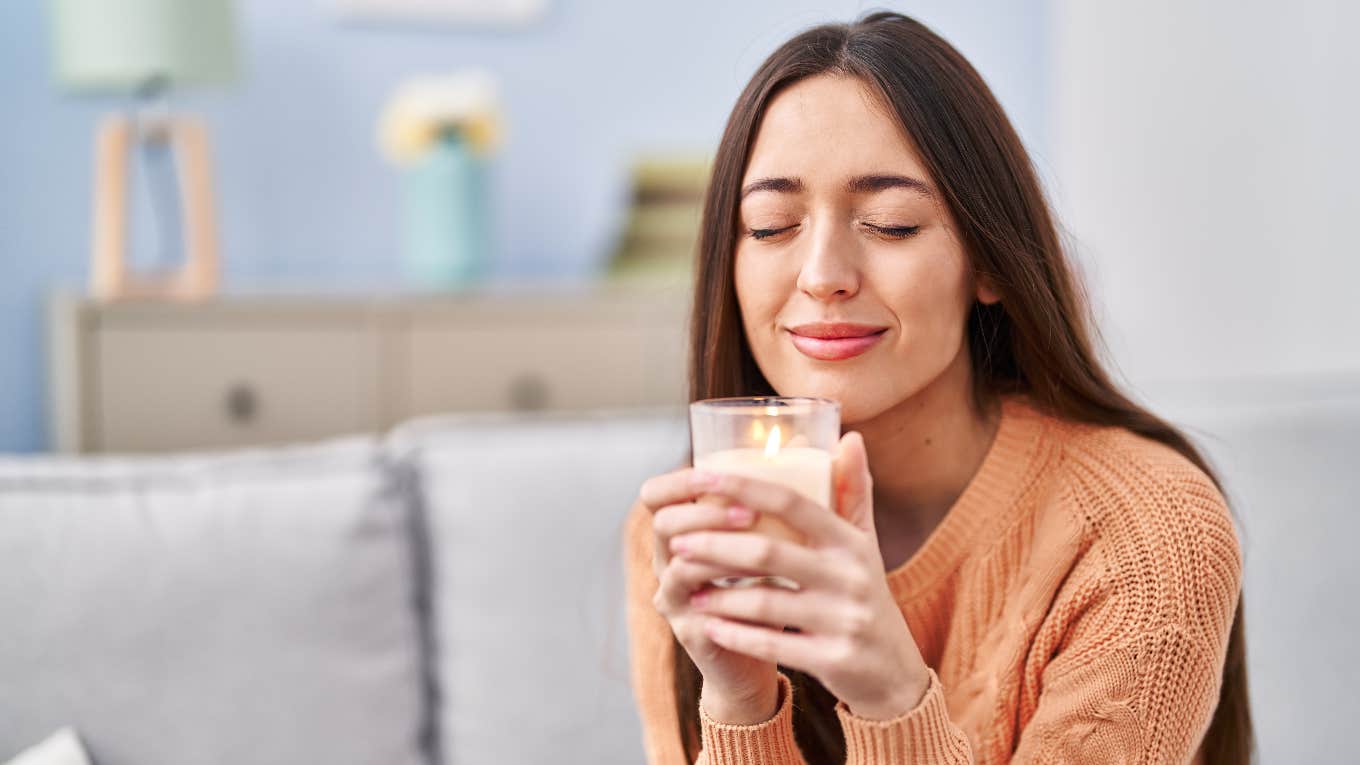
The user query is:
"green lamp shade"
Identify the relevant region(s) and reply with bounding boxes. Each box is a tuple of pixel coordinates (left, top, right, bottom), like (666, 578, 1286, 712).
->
(51, 0, 238, 91)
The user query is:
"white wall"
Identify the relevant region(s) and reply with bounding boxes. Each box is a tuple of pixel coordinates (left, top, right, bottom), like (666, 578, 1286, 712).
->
(1050, 0, 1360, 390)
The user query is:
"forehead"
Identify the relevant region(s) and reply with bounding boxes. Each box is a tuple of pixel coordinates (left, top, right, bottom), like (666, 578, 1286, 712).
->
(744, 73, 929, 183)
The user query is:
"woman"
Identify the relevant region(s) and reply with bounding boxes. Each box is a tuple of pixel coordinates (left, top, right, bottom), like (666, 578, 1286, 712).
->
(624, 11, 1251, 765)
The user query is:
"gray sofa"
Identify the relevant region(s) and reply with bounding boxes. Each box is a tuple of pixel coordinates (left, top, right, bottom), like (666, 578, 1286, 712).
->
(0, 408, 687, 765)
(1, 394, 1355, 764)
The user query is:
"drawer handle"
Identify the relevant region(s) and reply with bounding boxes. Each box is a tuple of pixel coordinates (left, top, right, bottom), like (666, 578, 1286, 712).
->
(508, 373, 549, 411)
(225, 382, 259, 425)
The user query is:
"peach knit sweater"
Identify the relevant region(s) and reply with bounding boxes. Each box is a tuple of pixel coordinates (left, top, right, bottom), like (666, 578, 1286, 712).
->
(623, 393, 1243, 764)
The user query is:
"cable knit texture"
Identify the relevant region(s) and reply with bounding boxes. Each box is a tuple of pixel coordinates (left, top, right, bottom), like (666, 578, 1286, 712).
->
(622, 393, 1243, 765)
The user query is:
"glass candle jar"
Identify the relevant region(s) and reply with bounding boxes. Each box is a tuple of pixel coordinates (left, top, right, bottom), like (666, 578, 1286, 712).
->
(689, 396, 840, 589)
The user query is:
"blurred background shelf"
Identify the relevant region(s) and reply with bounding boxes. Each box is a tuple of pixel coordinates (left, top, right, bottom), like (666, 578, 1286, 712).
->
(48, 285, 690, 453)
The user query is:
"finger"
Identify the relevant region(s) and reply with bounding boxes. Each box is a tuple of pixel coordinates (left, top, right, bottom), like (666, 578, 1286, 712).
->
(656, 557, 763, 611)
(704, 473, 854, 548)
(653, 502, 757, 543)
(833, 431, 875, 532)
(691, 584, 845, 634)
(639, 468, 715, 513)
(651, 502, 755, 573)
(703, 615, 830, 673)
(671, 530, 835, 590)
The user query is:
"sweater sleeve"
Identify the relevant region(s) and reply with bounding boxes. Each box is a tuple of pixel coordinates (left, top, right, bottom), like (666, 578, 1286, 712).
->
(623, 502, 811, 765)
(696, 671, 808, 765)
(830, 463, 1243, 764)
(623, 500, 689, 765)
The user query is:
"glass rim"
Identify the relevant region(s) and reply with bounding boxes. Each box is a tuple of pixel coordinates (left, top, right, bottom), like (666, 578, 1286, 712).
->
(690, 396, 840, 413)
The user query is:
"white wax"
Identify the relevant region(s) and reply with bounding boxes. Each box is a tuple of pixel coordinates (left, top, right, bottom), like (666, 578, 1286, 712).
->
(694, 446, 833, 546)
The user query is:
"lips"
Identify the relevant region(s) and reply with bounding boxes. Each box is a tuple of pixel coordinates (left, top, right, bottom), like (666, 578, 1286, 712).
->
(787, 322, 888, 361)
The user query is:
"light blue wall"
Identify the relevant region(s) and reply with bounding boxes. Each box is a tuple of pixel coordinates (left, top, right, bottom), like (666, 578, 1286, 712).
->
(0, 0, 1049, 452)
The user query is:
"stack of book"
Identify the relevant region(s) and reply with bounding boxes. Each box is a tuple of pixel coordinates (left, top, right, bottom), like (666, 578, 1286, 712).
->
(607, 153, 711, 285)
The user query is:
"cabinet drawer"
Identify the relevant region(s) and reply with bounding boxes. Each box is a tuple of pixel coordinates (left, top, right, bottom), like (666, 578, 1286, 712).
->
(405, 322, 682, 416)
(94, 327, 379, 452)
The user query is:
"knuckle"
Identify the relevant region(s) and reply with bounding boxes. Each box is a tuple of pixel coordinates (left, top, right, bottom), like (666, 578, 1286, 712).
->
(638, 477, 661, 506)
(651, 508, 677, 538)
(670, 558, 698, 587)
(844, 605, 875, 638)
(653, 583, 680, 617)
(656, 570, 679, 604)
(830, 638, 856, 666)
(755, 630, 778, 657)
(671, 559, 709, 594)
(842, 568, 872, 599)
(751, 537, 778, 568)
(855, 538, 880, 565)
(751, 592, 778, 622)
(641, 469, 689, 508)
(714, 473, 740, 494)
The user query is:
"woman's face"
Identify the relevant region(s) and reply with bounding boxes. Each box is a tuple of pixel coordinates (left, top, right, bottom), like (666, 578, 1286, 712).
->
(734, 74, 998, 425)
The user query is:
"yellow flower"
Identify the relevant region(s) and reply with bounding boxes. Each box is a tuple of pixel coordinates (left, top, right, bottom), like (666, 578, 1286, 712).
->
(463, 110, 503, 154)
(377, 70, 502, 165)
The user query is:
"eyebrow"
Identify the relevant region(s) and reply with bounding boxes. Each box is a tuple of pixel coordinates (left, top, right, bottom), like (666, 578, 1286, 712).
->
(740, 176, 804, 198)
(740, 174, 935, 200)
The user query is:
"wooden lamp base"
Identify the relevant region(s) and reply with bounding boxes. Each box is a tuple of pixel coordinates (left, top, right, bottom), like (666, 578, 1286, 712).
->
(90, 113, 220, 301)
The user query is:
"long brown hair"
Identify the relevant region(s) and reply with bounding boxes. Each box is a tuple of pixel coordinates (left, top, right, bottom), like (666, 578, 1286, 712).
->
(676, 10, 1253, 764)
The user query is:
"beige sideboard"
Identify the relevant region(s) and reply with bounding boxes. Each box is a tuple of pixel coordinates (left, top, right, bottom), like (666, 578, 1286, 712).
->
(48, 285, 691, 453)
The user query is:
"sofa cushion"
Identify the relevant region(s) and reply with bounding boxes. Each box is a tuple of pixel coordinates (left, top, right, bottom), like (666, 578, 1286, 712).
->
(389, 408, 688, 765)
(0, 438, 428, 765)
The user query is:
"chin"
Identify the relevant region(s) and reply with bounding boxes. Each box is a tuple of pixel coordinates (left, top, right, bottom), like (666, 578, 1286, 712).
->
(838, 397, 900, 428)
(767, 368, 900, 426)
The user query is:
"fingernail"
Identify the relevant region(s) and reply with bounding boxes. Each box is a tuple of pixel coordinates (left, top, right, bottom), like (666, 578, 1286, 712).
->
(726, 506, 754, 525)
(670, 536, 688, 555)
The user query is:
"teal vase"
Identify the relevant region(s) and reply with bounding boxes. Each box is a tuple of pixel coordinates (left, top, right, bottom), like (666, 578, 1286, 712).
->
(403, 132, 489, 288)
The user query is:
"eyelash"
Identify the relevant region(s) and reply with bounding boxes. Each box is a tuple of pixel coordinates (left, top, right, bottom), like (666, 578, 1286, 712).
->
(868, 225, 921, 240)
(748, 226, 793, 240)
(746, 224, 921, 241)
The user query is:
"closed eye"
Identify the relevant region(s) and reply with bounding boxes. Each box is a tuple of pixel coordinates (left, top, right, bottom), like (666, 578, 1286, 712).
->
(864, 224, 920, 239)
(746, 223, 919, 241)
(748, 225, 797, 240)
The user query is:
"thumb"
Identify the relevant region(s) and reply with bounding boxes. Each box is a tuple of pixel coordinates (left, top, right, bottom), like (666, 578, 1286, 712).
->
(833, 431, 874, 534)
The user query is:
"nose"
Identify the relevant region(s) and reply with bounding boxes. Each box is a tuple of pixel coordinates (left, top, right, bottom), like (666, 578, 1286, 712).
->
(795, 217, 861, 301)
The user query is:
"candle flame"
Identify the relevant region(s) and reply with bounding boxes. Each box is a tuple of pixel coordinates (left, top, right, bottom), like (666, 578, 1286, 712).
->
(751, 419, 766, 443)
(764, 424, 781, 458)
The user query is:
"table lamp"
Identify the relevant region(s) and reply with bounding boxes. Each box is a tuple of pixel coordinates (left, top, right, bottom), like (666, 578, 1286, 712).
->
(50, 0, 239, 300)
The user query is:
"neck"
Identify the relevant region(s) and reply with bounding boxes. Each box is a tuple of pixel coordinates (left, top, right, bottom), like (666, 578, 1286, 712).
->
(851, 345, 1001, 536)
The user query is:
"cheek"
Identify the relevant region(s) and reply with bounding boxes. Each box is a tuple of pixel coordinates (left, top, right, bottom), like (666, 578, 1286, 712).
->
(733, 249, 787, 333)
(876, 250, 972, 338)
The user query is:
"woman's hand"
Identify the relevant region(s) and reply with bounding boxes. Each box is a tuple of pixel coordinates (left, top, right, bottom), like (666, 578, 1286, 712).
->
(637, 470, 783, 724)
(670, 431, 933, 720)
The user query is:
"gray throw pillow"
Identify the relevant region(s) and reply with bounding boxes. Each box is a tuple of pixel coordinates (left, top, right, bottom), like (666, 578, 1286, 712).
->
(389, 409, 687, 765)
(0, 437, 429, 765)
